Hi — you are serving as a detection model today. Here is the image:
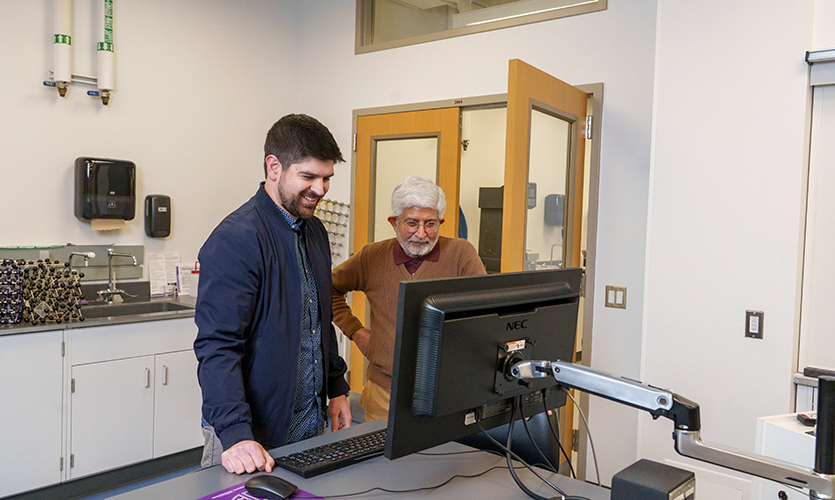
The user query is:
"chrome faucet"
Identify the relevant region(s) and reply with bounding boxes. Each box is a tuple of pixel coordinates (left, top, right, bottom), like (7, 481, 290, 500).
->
(68, 251, 95, 274)
(97, 248, 138, 304)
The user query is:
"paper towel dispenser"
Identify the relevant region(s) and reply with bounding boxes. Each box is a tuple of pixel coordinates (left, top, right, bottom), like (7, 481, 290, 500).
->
(74, 157, 136, 221)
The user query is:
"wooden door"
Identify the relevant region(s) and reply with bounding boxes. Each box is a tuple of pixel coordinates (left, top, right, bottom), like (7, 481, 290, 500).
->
(351, 107, 461, 391)
(502, 58, 588, 461)
(351, 62, 588, 463)
(502, 59, 588, 272)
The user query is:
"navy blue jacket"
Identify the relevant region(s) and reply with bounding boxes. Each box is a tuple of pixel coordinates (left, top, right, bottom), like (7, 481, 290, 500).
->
(194, 184, 350, 450)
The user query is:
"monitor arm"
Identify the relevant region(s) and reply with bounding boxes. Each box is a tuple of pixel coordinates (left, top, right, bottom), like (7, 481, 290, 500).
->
(510, 360, 835, 500)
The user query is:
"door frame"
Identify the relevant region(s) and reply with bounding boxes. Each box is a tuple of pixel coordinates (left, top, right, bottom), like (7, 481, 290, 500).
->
(349, 85, 603, 480)
(575, 82, 603, 481)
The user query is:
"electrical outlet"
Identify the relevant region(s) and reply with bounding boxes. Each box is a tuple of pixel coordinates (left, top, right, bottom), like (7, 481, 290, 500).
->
(746, 310, 764, 339)
(605, 285, 627, 309)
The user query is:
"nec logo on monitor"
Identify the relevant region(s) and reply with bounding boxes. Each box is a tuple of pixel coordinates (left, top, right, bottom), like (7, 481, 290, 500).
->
(506, 319, 529, 331)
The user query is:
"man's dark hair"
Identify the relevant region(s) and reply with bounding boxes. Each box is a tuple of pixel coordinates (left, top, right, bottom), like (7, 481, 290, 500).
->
(263, 114, 344, 176)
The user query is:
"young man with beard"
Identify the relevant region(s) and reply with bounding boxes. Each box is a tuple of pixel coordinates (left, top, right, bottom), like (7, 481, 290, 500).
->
(331, 176, 486, 422)
(194, 114, 351, 475)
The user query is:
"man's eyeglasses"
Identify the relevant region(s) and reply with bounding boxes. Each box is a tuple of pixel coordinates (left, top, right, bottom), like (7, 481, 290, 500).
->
(400, 218, 440, 235)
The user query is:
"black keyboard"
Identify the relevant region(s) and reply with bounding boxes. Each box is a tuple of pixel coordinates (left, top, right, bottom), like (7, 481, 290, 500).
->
(274, 429, 386, 478)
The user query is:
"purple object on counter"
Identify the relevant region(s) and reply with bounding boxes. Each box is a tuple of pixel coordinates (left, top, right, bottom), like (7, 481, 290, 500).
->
(196, 481, 322, 500)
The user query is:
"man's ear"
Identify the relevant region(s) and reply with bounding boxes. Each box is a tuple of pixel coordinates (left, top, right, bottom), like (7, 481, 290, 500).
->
(387, 216, 398, 229)
(265, 155, 281, 181)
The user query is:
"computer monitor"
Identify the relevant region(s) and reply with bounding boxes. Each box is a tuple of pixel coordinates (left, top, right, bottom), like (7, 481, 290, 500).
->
(384, 268, 583, 460)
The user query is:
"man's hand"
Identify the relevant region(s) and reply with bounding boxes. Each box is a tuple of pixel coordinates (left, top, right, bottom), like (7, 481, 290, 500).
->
(329, 394, 352, 432)
(352, 327, 372, 356)
(220, 440, 275, 475)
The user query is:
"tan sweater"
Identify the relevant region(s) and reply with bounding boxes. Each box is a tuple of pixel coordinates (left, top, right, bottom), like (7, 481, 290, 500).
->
(331, 237, 486, 390)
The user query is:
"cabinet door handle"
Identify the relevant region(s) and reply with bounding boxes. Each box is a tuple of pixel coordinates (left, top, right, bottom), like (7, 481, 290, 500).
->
(163, 365, 169, 386)
(145, 367, 151, 388)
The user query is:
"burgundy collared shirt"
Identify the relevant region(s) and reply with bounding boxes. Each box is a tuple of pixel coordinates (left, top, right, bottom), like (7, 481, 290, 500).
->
(393, 239, 441, 274)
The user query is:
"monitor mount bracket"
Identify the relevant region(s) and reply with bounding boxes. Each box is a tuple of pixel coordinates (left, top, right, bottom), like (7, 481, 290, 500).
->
(510, 359, 835, 500)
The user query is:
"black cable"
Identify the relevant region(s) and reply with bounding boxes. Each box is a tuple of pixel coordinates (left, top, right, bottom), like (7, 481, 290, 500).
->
(475, 420, 566, 483)
(285, 429, 595, 500)
(504, 397, 553, 500)
(492, 401, 592, 500)
(418, 449, 491, 456)
(290, 395, 597, 499)
(418, 448, 507, 458)
(419, 448, 593, 500)
(542, 389, 577, 479)
(288, 464, 511, 498)
(292, 445, 536, 498)
(563, 388, 601, 487)
(519, 399, 559, 473)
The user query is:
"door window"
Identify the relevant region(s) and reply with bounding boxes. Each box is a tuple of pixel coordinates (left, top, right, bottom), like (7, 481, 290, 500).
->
(525, 108, 572, 270)
(374, 138, 439, 242)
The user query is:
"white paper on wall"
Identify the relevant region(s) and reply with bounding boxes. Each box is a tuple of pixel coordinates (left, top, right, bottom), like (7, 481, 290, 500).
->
(149, 253, 180, 296)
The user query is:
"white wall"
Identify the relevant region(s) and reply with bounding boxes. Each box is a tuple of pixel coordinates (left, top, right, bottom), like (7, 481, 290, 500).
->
(0, 0, 300, 268)
(813, 0, 835, 50)
(640, 0, 815, 495)
(297, 1, 659, 484)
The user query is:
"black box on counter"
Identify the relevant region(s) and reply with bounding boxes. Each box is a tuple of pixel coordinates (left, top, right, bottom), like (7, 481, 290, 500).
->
(611, 459, 695, 500)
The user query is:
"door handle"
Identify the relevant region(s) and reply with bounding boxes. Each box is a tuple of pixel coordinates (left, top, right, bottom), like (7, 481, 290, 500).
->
(163, 365, 169, 386)
(145, 367, 151, 388)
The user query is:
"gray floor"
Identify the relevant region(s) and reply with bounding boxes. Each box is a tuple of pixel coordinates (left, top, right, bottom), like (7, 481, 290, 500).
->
(348, 390, 365, 423)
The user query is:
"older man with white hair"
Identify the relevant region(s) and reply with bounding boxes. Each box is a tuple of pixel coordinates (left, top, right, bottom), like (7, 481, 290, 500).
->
(331, 176, 486, 421)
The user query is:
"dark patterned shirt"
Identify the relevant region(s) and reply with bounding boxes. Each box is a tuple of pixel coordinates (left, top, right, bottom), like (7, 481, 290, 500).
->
(277, 206, 325, 443)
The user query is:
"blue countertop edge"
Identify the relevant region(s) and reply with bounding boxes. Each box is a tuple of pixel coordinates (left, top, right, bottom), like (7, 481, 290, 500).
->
(0, 295, 196, 337)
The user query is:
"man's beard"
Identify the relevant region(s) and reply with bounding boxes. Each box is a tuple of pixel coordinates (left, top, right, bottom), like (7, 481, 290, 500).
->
(278, 180, 319, 219)
(396, 232, 437, 258)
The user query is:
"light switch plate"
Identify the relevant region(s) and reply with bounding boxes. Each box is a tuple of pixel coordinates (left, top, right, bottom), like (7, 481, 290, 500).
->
(746, 310, 764, 339)
(605, 285, 627, 309)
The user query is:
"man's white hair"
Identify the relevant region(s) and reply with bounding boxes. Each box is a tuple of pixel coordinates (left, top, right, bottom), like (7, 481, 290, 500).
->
(390, 176, 446, 219)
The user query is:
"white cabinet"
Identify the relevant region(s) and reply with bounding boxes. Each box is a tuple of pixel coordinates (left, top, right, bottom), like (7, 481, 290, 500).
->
(70, 356, 156, 478)
(67, 318, 201, 479)
(0, 330, 64, 498)
(153, 350, 203, 457)
(754, 413, 816, 500)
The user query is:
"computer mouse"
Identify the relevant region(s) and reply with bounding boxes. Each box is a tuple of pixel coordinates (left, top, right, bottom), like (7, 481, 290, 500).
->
(244, 474, 298, 500)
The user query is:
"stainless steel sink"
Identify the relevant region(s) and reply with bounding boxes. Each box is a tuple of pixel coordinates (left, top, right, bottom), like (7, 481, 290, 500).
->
(81, 301, 194, 319)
